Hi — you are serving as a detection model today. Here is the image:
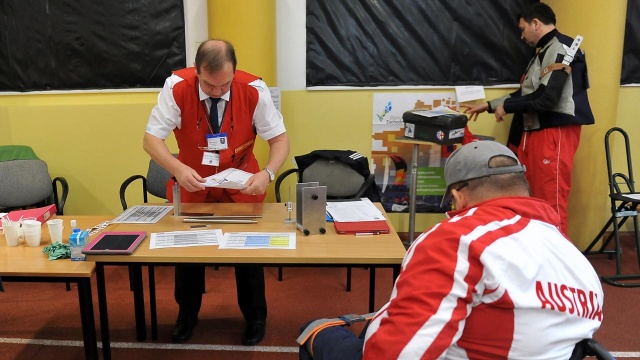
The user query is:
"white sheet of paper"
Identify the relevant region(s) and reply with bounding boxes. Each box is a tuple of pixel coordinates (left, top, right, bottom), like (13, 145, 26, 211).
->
(326, 198, 386, 222)
(219, 232, 296, 249)
(455, 86, 486, 103)
(112, 205, 173, 224)
(411, 105, 460, 118)
(149, 229, 223, 249)
(203, 168, 252, 189)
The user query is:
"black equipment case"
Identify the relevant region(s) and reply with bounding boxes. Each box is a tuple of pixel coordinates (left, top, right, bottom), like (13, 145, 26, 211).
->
(402, 110, 468, 145)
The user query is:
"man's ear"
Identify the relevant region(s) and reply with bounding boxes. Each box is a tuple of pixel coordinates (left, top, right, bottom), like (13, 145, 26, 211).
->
(452, 189, 467, 210)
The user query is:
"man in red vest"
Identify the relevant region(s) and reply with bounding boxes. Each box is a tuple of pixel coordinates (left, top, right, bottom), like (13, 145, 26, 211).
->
(144, 39, 289, 345)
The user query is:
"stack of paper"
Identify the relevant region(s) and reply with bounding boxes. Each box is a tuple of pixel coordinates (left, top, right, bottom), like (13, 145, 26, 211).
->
(203, 168, 252, 189)
(326, 199, 390, 234)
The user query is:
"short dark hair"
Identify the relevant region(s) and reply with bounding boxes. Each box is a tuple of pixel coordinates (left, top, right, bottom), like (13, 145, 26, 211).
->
(518, 2, 556, 26)
(463, 155, 530, 197)
(194, 39, 238, 74)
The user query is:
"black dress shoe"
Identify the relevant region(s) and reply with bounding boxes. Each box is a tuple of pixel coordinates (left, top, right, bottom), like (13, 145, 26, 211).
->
(242, 320, 266, 346)
(172, 317, 197, 343)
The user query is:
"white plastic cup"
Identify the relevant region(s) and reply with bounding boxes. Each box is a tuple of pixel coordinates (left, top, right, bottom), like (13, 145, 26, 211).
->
(22, 220, 42, 247)
(46, 219, 64, 243)
(3, 224, 21, 246)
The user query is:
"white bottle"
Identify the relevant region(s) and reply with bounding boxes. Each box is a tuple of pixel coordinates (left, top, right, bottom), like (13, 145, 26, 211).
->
(69, 220, 86, 261)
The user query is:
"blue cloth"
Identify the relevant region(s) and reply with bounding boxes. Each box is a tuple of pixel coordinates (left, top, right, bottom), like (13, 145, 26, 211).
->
(299, 320, 364, 360)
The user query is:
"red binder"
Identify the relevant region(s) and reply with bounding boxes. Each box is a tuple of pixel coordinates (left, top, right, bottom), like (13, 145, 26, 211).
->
(2, 204, 57, 226)
(334, 220, 390, 235)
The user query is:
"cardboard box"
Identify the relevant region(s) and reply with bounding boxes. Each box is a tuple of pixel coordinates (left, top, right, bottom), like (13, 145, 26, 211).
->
(402, 110, 468, 145)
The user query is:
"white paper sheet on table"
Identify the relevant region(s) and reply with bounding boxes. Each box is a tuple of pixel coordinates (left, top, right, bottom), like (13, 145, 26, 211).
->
(150, 229, 223, 249)
(112, 205, 173, 224)
(325, 198, 386, 222)
(219, 232, 296, 249)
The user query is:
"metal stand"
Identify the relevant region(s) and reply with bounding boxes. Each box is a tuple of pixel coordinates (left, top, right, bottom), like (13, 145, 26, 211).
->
(394, 137, 438, 244)
(296, 182, 327, 235)
(172, 179, 181, 216)
(284, 187, 295, 223)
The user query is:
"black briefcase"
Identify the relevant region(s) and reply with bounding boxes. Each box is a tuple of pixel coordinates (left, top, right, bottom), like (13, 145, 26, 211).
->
(402, 110, 468, 145)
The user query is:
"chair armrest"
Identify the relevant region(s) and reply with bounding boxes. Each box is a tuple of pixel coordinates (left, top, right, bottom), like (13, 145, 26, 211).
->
(274, 169, 300, 203)
(120, 175, 147, 211)
(52, 177, 69, 215)
(353, 174, 377, 200)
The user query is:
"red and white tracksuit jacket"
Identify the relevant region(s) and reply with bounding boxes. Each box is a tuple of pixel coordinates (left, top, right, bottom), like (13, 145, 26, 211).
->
(363, 196, 603, 360)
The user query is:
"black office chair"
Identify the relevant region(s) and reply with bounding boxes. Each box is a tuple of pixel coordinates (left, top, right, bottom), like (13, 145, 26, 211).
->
(570, 339, 616, 360)
(0, 147, 69, 215)
(119, 156, 175, 211)
(583, 127, 640, 287)
(0, 146, 70, 290)
(274, 150, 381, 291)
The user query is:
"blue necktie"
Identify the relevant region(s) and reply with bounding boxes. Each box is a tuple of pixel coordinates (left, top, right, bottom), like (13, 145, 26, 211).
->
(209, 97, 221, 133)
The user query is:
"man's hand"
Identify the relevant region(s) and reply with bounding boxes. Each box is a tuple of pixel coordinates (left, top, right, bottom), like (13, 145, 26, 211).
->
(174, 163, 206, 192)
(241, 170, 270, 196)
(460, 103, 488, 122)
(494, 105, 507, 122)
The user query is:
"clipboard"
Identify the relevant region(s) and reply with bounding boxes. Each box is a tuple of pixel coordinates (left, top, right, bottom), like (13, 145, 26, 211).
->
(82, 231, 147, 255)
(333, 220, 390, 235)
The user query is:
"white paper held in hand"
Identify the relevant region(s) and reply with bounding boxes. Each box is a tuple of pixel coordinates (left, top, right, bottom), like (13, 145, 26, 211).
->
(203, 168, 253, 189)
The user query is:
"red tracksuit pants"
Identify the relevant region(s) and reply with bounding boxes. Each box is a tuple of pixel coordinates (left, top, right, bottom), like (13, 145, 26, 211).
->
(517, 125, 581, 235)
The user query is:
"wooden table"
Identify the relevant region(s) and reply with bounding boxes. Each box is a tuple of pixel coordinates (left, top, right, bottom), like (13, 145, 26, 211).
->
(0, 216, 103, 360)
(87, 202, 406, 360)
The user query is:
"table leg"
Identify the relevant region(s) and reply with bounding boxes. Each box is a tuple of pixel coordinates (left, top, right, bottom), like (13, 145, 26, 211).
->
(392, 265, 400, 283)
(131, 265, 147, 341)
(77, 278, 98, 360)
(408, 143, 419, 243)
(149, 266, 158, 340)
(96, 264, 111, 360)
(368, 267, 376, 312)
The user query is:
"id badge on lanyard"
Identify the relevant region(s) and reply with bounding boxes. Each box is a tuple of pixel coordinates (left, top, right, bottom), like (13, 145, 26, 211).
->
(202, 133, 228, 166)
(202, 151, 220, 166)
(206, 132, 229, 151)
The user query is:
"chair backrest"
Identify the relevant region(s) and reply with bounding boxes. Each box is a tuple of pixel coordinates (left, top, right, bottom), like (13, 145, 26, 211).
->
(146, 158, 173, 199)
(0, 159, 53, 208)
(275, 150, 380, 203)
(120, 155, 175, 210)
(301, 158, 366, 197)
(605, 127, 635, 194)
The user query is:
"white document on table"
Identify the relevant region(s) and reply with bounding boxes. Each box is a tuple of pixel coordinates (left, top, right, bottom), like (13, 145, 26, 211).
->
(149, 229, 223, 249)
(203, 168, 252, 189)
(219, 232, 296, 250)
(112, 205, 173, 224)
(326, 198, 386, 222)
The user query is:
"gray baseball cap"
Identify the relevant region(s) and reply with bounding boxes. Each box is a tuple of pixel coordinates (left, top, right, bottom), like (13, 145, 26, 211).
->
(441, 140, 525, 208)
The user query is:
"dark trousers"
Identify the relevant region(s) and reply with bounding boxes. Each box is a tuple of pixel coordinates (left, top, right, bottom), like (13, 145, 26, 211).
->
(299, 321, 364, 360)
(174, 264, 267, 322)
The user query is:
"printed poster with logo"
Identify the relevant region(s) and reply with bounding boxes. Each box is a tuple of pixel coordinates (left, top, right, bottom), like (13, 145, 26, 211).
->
(372, 92, 462, 214)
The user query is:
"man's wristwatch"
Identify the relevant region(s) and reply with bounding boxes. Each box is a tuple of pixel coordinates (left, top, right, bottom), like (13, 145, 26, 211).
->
(264, 167, 275, 182)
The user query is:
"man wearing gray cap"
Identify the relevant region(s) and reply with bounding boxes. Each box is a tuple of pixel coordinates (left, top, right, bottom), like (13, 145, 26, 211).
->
(299, 140, 603, 360)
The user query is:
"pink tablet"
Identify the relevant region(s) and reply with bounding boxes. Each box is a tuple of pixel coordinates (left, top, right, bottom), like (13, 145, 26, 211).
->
(82, 231, 147, 255)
